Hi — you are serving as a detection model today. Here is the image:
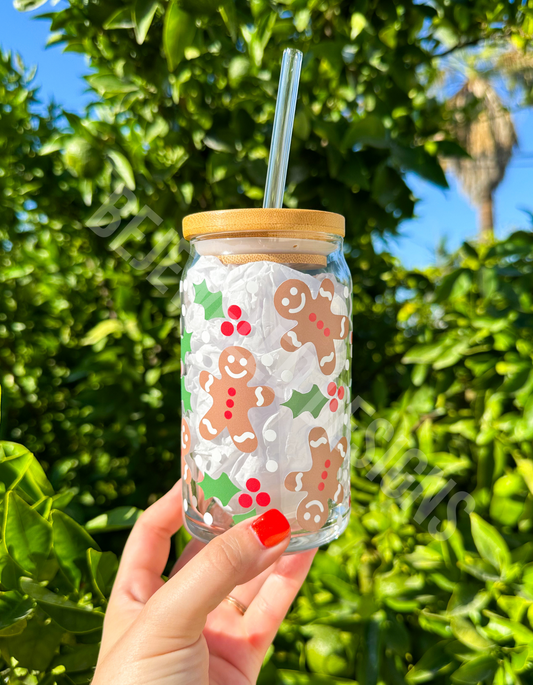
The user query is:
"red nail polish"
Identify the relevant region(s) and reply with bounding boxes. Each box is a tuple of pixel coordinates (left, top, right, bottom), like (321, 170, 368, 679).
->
(252, 509, 291, 548)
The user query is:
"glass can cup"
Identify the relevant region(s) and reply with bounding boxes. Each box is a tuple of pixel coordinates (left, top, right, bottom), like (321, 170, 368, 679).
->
(180, 208, 352, 552)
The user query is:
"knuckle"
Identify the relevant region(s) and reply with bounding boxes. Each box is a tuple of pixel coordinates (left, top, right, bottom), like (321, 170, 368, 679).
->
(209, 536, 245, 577)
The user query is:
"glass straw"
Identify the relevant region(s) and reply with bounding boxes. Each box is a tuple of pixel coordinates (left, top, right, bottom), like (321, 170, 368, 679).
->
(263, 48, 303, 209)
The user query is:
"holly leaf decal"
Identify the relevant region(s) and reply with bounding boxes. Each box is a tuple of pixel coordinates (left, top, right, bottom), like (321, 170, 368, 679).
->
(181, 329, 192, 358)
(200, 472, 240, 506)
(181, 376, 192, 413)
(282, 385, 328, 419)
(193, 280, 224, 320)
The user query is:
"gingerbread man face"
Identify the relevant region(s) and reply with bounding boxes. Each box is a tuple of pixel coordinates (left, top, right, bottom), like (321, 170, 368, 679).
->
(274, 278, 349, 376)
(199, 346, 275, 453)
(219, 347, 257, 384)
(285, 427, 347, 532)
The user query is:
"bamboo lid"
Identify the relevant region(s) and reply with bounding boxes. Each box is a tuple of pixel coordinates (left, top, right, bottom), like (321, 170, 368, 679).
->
(182, 208, 345, 240)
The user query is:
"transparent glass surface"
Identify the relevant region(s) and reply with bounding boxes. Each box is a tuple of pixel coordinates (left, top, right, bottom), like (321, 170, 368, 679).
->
(180, 232, 352, 552)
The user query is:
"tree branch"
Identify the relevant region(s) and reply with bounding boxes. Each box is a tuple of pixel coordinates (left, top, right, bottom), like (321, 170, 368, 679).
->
(434, 38, 483, 59)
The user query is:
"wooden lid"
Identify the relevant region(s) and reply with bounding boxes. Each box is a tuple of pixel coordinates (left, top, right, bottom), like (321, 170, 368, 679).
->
(182, 208, 345, 240)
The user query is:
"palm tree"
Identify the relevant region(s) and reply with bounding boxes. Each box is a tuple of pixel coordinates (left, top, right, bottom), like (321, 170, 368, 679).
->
(445, 76, 517, 241)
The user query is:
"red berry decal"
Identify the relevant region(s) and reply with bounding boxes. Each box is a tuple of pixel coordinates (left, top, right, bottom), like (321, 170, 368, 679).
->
(221, 304, 251, 336)
(239, 478, 271, 510)
(327, 383, 346, 412)
(228, 305, 241, 320)
(239, 494, 253, 508)
(256, 492, 271, 507)
(221, 321, 234, 336)
(246, 478, 260, 492)
(237, 320, 251, 335)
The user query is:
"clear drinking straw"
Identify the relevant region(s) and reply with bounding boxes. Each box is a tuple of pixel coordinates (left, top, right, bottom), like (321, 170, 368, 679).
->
(263, 48, 303, 209)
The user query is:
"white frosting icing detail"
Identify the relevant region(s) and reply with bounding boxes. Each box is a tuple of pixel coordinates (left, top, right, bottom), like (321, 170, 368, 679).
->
(288, 293, 306, 314)
(233, 432, 255, 443)
(202, 418, 218, 435)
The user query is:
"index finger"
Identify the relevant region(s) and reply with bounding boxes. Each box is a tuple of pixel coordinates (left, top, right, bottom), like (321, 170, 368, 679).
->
(112, 480, 183, 605)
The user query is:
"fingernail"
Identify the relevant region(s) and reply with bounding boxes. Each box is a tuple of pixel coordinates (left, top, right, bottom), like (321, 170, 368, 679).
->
(251, 509, 291, 548)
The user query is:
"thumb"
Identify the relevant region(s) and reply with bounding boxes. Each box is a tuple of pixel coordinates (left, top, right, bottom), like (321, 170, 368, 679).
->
(136, 509, 291, 648)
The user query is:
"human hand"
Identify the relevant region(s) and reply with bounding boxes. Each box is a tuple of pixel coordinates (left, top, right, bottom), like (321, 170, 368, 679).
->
(93, 480, 316, 685)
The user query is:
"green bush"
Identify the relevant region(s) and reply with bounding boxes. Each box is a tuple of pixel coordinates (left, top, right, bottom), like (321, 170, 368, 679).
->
(0, 406, 116, 683)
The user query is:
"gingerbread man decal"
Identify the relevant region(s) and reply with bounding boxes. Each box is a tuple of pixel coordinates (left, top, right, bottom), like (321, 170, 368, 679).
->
(285, 427, 347, 532)
(181, 418, 193, 485)
(199, 346, 275, 453)
(274, 278, 349, 375)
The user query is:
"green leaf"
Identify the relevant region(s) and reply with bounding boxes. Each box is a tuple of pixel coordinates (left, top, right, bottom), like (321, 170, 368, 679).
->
(451, 655, 498, 684)
(13, 0, 48, 9)
(85, 73, 138, 95)
(85, 506, 142, 533)
(402, 340, 448, 365)
(350, 12, 367, 39)
(342, 115, 388, 150)
(0, 441, 53, 501)
(379, 24, 397, 49)
(163, 2, 196, 72)
(406, 640, 454, 683)
(228, 56, 250, 88)
(20, 578, 104, 633)
(219, 0, 237, 41)
(32, 496, 52, 518)
(87, 549, 118, 602)
(446, 584, 489, 617)
(193, 280, 225, 320)
(0, 542, 23, 590)
(470, 512, 511, 574)
(482, 610, 533, 645)
(133, 0, 159, 44)
(282, 385, 329, 419)
(450, 617, 494, 652)
(3, 491, 52, 577)
(81, 319, 123, 346)
(108, 150, 136, 190)
(0, 591, 34, 633)
(51, 511, 99, 590)
(392, 144, 448, 188)
(51, 642, 101, 673)
(103, 7, 134, 29)
(6, 612, 64, 671)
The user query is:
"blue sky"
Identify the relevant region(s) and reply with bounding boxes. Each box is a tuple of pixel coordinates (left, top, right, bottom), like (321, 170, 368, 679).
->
(2, 2, 533, 269)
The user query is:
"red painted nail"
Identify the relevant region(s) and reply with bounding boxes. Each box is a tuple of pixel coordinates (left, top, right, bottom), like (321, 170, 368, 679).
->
(251, 509, 290, 548)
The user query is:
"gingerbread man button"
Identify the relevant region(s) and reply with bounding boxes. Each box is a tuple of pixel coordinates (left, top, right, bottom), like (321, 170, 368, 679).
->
(199, 346, 275, 453)
(274, 278, 349, 375)
(285, 427, 347, 532)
